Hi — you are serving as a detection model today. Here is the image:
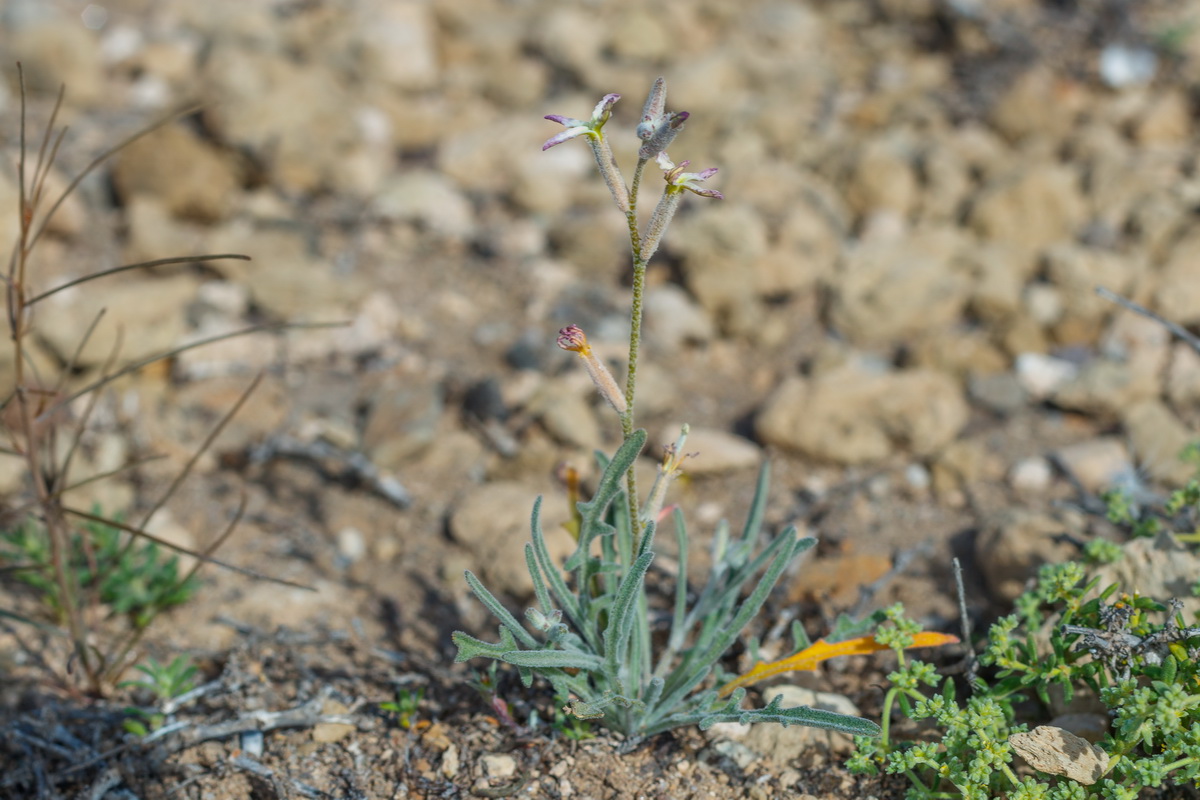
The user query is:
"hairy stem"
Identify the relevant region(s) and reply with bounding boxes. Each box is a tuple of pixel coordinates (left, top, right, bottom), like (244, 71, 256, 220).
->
(622, 157, 650, 534)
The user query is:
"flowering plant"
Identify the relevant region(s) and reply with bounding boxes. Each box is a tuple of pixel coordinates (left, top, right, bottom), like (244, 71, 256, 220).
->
(452, 79, 882, 740)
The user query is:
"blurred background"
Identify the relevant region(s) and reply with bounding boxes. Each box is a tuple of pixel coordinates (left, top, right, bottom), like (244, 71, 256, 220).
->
(3, 0, 1200, 651)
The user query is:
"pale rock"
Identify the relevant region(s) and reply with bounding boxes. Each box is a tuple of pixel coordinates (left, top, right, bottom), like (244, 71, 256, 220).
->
(312, 700, 355, 744)
(202, 49, 357, 194)
(335, 527, 367, 565)
(1050, 359, 1158, 418)
(1133, 90, 1192, 145)
(675, 203, 769, 330)
(845, 137, 918, 218)
(1010, 726, 1107, 785)
(1122, 400, 1196, 486)
(707, 738, 759, 770)
(976, 510, 1077, 602)
(642, 285, 715, 354)
(449, 481, 575, 597)
(10, 19, 106, 106)
(663, 427, 760, 476)
(38, 273, 201, 367)
(1023, 283, 1064, 328)
(1053, 438, 1133, 494)
(536, 382, 603, 450)
(351, 3, 438, 90)
(990, 67, 1081, 142)
(439, 117, 547, 195)
(908, 327, 1009, 378)
(917, 142, 971, 222)
(1015, 352, 1078, 400)
(374, 171, 475, 241)
(1042, 244, 1137, 344)
(441, 744, 460, 779)
(531, 7, 605, 74)
(966, 242, 1039, 324)
(828, 226, 970, 345)
(122, 196, 206, 267)
(968, 372, 1027, 416)
(1167, 341, 1200, 407)
(905, 462, 932, 492)
(1091, 531, 1200, 620)
(770, 200, 844, 292)
(480, 753, 517, 779)
(112, 123, 240, 222)
(1099, 43, 1157, 89)
(1100, 312, 1172, 372)
(1009, 457, 1053, 494)
(756, 366, 968, 464)
(1154, 227, 1200, 326)
(969, 164, 1086, 251)
(362, 374, 444, 469)
(607, 8, 670, 60)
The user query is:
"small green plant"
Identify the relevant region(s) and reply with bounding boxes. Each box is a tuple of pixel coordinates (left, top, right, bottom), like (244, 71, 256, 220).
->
(451, 79, 880, 742)
(380, 686, 425, 730)
(0, 66, 309, 695)
(120, 655, 198, 736)
(1, 511, 200, 629)
(849, 565, 1200, 799)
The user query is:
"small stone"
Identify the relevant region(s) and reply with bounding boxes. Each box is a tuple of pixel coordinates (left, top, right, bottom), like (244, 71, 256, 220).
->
(112, 123, 241, 222)
(361, 374, 444, 469)
(1167, 342, 1200, 406)
(312, 700, 355, 744)
(757, 366, 968, 465)
(707, 738, 758, 770)
(1099, 43, 1157, 89)
(1051, 359, 1157, 419)
(1122, 401, 1196, 485)
(828, 227, 970, 345)
(335, 527, 367, 564)
(968, 372, 1027, 416)
(1134, 91, 1191, 145)
(643, 285, 715, 354)
(1009, 457, 1053, 494)
(970, 164, 1086, 251)
(666, 427, 760, 476)
(448, 482, 575, 597)
(905, 463, 931, 491)
(480, 753, 517, 779)
(1010, 726, 1108, 785)
(1053, 438, 1132, 494)
(976, 510, 1076, 602)
(1015, 353, 1078, 400)
(374, 170, 475, 241)
(441, 744, 460, 779)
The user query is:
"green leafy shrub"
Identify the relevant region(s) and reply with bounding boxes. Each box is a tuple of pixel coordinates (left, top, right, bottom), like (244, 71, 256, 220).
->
(849, 565, 1200, 799)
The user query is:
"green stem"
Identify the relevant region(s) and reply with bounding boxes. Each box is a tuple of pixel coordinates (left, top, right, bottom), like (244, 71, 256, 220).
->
(622, 158, 649, 535)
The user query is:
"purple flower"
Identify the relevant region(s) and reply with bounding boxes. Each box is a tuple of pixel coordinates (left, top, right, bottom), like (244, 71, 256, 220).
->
(542, 93, 621, 151)
(656, 152, 723, 199)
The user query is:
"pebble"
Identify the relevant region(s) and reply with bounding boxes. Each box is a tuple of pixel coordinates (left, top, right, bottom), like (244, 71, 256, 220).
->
(335, 527, 367, 565)
(664, 426, 761, 476)
(1052, 438, 1131, 494)
(1008, 456, 1053, 494)
(757, 366, 968, 464)
(481, 753, 517, 779)
(1015, 352, 1078, 400)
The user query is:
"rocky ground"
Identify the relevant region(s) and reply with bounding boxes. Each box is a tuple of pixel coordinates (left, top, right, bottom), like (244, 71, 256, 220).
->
(4, 0, 1200, 797)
